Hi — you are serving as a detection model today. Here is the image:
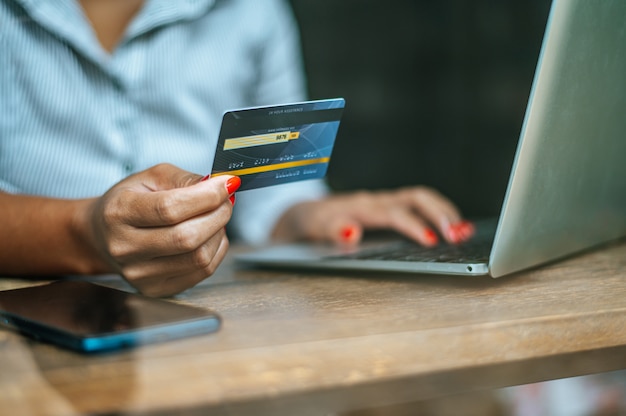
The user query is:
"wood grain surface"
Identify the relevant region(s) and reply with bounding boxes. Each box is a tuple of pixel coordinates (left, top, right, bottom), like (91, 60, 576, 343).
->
(1, 241, 625, 415)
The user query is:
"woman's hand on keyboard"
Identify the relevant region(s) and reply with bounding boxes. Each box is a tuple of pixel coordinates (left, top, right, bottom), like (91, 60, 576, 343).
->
(271, 186, 475, 246)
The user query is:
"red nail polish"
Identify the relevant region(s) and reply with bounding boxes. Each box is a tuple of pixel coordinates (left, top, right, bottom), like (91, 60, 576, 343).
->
(447, 225, 461, 243)
(229, 194, 236, 205)
(460, 221, 475, 238)
(450, 221, 474, 242)
(340, 226, 356, 241)
(424, 228, 438, 245)
(226, 176, 241, 194)
(201, 174, 211, 181)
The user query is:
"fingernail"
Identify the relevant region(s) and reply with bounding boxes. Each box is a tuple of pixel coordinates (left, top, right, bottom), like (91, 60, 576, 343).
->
(447, 221, 474, 243)
(339, 225, 358, 243)
(459, 221, 475, 239)
(229, 194, 236, 205)
(424, 228, 438, 245)
(447, 225, 461, 243)
(226, 176, 241, 194)
(201, 174, 211, 181)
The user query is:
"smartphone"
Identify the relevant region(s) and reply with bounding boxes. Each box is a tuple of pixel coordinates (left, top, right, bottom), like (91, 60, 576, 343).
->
(0, 280, 221, 353)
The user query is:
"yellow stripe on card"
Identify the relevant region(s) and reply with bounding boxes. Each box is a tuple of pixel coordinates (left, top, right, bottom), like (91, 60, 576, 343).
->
(223, 131, 300, 150)
(213, 157, 329, 177)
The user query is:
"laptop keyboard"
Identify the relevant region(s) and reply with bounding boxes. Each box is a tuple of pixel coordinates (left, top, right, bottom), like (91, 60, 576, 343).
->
(335, 239, 491, 263)
(329, 219, 496, 264)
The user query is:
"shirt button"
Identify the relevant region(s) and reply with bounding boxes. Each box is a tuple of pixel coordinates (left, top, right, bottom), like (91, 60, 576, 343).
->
(124, 163, 133, 173)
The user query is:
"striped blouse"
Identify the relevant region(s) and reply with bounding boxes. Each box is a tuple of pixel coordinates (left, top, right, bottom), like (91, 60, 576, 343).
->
(0, 0, 327, 243)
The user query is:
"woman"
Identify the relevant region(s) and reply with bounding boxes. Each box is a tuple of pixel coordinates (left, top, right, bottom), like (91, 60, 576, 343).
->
(0, 0, 473, 296)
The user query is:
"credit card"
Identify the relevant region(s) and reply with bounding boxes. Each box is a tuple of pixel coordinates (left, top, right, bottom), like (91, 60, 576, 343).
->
(210, 98, 345, 191)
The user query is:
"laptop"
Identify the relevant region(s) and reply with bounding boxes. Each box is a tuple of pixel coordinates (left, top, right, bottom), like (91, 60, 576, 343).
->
(235, 0, 626, 278)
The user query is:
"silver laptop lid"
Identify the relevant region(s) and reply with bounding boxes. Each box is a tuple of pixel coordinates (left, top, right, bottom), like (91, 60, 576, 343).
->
(489, 0, 626, 277)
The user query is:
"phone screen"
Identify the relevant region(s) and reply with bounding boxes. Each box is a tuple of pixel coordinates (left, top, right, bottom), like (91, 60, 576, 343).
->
(0, 280, 221, 352)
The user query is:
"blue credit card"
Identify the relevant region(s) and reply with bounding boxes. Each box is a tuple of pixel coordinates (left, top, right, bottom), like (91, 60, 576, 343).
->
(211, 98, 345, 191)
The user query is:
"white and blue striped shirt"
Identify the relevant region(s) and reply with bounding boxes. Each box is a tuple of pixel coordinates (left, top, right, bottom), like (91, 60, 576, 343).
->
(0, 0, 327, 243)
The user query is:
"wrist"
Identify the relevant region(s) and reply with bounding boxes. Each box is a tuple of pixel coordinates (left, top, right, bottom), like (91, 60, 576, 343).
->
(69, 198, 114, 275)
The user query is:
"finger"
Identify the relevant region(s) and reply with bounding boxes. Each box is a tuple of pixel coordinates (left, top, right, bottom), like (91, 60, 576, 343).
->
(338, 223, 363, 245)
(122, 175, 239, 227)
(325, 191, 441, 246)
(445, 220, 476, 244)
(325, 219, 364, 246)
(328, 209, 438, 247)
(402, 187, 461, 226)
(381, 206, 441, 246)
(110, 201, 233, 261)
(123, 231, 230, 297)
(289, 193, 405, 245)
(283, 200, 364, 245)
(400, 187, 471, 243)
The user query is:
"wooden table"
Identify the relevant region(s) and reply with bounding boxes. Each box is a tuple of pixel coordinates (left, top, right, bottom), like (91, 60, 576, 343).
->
(1, 240, 626, 415)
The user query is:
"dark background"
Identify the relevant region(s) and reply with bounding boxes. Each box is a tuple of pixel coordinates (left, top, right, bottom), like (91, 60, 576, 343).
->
(288, 0, 552, 218)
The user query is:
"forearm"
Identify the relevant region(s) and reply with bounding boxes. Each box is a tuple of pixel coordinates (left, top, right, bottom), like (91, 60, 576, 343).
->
(0, 193, 110, 276)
